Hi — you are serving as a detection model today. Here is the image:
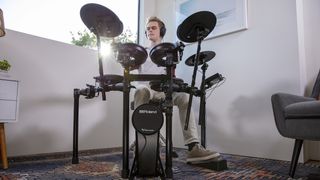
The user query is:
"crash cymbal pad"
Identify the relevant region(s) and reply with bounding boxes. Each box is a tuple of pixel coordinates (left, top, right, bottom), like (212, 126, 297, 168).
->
(177, 11, 216, 43)
(80, 3, 123, 37)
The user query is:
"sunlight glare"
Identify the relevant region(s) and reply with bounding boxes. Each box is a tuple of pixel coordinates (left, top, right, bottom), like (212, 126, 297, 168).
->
(100, 42, 112, 59)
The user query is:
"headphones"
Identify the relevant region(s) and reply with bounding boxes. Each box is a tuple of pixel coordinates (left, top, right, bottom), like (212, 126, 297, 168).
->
(145, 19, 166, 38)
(159, 25, 166, 37)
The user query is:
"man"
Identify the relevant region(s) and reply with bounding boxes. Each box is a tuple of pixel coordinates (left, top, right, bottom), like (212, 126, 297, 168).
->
(134, 16, 220, 163)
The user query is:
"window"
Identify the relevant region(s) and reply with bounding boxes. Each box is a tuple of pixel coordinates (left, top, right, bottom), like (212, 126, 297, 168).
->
(0, 0, 139, 44)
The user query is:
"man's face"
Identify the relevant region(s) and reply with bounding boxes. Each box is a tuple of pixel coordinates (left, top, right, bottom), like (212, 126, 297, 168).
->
(146, 21, 161, 42)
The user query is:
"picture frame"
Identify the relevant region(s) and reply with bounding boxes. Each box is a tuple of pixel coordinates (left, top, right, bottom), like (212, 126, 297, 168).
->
(175, 0, 248, 40)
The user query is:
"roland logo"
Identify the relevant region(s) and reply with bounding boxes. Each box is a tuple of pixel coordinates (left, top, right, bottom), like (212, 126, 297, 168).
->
(139, 110, 157, 114)
(141, 128, 155, 132)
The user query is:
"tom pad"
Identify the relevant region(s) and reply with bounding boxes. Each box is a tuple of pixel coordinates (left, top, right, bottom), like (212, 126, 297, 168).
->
(150, 43, 179, 67)
(116, 43, 147, 69)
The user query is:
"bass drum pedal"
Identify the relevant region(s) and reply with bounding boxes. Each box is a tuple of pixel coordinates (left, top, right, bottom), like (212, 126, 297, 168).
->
(130, 103, 165, 179)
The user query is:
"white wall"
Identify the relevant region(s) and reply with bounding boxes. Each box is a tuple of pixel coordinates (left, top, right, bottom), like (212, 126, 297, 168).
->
(301, 0, 320, 93)
(298, 0, 320, 161)
(142, 0, 308, 161)
(0, 30, 124, 156)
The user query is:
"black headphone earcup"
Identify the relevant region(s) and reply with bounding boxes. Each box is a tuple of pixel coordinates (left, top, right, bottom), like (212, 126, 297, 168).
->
(145, 26, 166, 38)
(160, 27, 166, 37)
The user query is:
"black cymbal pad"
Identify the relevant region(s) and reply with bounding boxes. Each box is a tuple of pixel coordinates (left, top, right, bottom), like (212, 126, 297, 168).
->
(94, 74, 123, 84)
(80, 3, 123, 37)
(185, 51, 216, 66)
(177, 11, 216, 43)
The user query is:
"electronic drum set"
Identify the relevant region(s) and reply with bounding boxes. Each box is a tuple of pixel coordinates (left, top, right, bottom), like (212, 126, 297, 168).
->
(72, 3, 226, 179)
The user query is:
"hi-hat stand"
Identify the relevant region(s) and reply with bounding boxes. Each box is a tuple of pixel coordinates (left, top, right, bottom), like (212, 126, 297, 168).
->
(72, 80, 123, 164)
(72, 2, 124, 166)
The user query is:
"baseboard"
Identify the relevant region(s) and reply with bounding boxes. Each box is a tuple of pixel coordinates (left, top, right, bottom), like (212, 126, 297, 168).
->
(8, 147, 122, 163)
(8, 147, 189, 163)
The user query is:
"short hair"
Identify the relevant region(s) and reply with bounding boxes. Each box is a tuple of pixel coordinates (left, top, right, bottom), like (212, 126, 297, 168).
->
(146, 16, 165, 30)
(146, 16, 166, 37)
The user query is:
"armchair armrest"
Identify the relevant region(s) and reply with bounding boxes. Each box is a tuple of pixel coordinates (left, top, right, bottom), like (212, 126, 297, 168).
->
(271, 93, 316, 136)
(285, 101, 320, 119)
(272, 93, 315, 111)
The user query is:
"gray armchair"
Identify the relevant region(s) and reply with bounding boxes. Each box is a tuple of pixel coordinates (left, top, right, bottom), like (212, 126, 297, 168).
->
(271, 70, 320, 178)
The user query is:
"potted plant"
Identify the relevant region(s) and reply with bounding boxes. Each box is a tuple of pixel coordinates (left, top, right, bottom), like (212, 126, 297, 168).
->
(0, 59, 11, 77)
(0, 59, 11, 71)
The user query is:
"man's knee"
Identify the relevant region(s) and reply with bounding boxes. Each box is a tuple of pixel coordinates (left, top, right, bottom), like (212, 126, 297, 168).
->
(175, 93, 189, 106)
(134, 86, 151, 99)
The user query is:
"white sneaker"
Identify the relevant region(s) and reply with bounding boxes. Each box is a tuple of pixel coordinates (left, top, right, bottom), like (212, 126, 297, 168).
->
(186, 144, 220, 163)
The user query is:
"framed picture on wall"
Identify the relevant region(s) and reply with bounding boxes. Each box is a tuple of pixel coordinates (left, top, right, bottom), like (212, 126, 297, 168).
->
(175, 0, 248, 40)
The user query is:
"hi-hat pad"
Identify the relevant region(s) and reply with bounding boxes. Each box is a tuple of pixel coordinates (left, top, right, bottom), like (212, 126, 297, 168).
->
(177, 11, 216, 43)
(94, 74, 123, 84)
(185, 51, 216, 66)
(80, 3, 123, 37)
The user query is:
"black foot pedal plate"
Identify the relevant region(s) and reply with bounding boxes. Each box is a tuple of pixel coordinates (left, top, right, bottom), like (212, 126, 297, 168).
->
(188, 157, 228, 171)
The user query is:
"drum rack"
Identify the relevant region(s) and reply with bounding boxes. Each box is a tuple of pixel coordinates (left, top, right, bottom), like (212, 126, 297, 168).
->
(72, 3, 227, 179)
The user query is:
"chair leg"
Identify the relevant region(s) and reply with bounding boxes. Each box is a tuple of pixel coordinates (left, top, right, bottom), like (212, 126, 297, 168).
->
(0, 123, 8, 169)
(289, 139, 303, 178)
